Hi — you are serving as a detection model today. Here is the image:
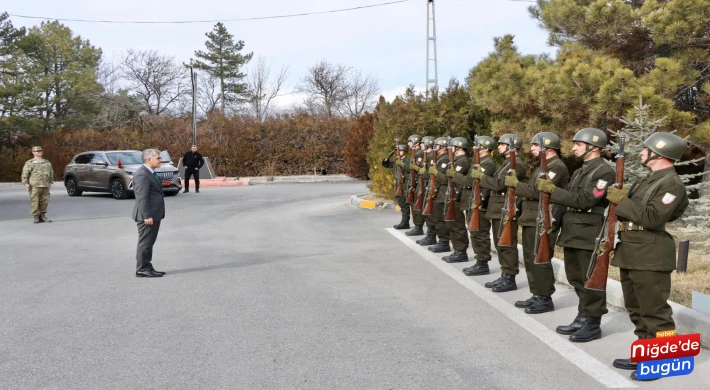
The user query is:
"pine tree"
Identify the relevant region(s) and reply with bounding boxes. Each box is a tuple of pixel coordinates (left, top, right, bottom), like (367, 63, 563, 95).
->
(192, 23, 253, 114)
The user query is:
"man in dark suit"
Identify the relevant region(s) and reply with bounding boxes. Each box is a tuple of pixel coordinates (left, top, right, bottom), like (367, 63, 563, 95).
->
(133, 149, 167, 278)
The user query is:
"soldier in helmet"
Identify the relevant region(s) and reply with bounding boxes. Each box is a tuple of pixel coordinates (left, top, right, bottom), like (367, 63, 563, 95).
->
(443, 137, 472, 263)
(382, 143, 410, 229)
(506, 132, 570, 314)
(415, 136, 439, 246)
(608, 132, 689, 381)
(426, 137, 452, 253)
(537, 128, 615, 342)
(470, 134, 527, 292)
(462, 136, 499, 276)
(21, 146, 54, 223)
(405, 134, 425, 236)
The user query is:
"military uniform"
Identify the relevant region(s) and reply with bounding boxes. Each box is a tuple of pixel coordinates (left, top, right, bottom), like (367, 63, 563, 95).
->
(443, 137, 472, 262)
(21, 147, 54, 223)
(513, 132, 570, 313)
(382, 145, 410, 229)
(429, 148, 451, 252)
(406, 144, 427, 236)
(416, 148, 439, 246)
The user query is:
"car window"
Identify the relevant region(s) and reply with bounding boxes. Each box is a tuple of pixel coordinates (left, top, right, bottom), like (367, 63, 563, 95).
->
(90, 154, 107, 165)
(74, 154, 93, 164)
(106, 152, 143, 165)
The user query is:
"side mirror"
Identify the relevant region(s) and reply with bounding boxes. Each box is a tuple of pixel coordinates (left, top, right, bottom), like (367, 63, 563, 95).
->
(95, 161, 107, 166)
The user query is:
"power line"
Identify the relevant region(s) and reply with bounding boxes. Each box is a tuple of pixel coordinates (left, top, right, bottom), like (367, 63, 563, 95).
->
(8, 0, 412, 24)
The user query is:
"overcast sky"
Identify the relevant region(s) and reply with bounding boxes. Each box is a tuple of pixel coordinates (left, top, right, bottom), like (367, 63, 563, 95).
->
(5, 0, 553, 108)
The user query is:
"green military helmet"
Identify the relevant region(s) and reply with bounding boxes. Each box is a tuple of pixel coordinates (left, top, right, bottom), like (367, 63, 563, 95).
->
(643, 132, 686, 161)
(573, 128, 607, 148)
(396, 144, 408, 151)
(421, 136, 435, 147)
(476, 136, 497, 150)
(434, 137, 449, 148)
(450, 137, 469, 150)
(408, 134, 423, 144)
(532, 132, 561, 149)
(498, 134, 524, 149)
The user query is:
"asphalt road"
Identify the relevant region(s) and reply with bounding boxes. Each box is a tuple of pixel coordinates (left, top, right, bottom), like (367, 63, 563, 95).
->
(0, 183, 708, 389)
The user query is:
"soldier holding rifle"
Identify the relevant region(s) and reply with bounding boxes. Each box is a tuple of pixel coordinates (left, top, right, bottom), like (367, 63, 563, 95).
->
(443, 137, 472, 263)
(405, 134, 425, 236)
(470, 134, 526, 293)
(507, 132, 569, 313)
(536, 128, 615, 342)
(415, 137, 439, 246)
(425, 137, 452, 253)
(606, 133, 688, 381)
(382, 142, 410, 230)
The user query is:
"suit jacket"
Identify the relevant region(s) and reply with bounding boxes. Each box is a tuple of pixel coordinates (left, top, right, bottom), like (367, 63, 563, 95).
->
(132, 165, 166, 222)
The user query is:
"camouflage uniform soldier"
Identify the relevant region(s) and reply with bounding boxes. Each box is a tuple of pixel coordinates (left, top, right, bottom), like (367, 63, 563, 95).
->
(471, 134, 527, 292)
(21, 146, 54, 223)
(382, 143, 410, 229)
(608, 133, 689, 382)
(537, 128, 615, 343)
(507, 132, 570, 314)
(405, 134, 425, 236)
(443, 137, 472, 263)
(462, 136, 498, 276)
(415, 137, 439, 246)
(426, 137, 452, 253)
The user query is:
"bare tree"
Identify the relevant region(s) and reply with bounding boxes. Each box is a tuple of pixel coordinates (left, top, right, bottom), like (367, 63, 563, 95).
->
(120, 49, 188, 115)
(341, 70, 380, 118)
(297, 61, 350, 117)
(197, 75, 221, 114)
(247, 57, 289, 122)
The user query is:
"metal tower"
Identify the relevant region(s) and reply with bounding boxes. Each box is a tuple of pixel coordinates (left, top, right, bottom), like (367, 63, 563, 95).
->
(425, 0, 439, 97)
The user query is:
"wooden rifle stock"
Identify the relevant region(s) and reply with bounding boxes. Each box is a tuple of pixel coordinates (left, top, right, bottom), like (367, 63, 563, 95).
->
(413, 151, 427, 211)
(406, 148, 417, 203)
(444, 145, 456, 222)
(497, 149, 517, 247)
(394, 140, 404, 196)
(585, 137, 626, 291)
(468, 139, 482, 231)
(422, 152, 436, 216)
(534, 141, 552, 264)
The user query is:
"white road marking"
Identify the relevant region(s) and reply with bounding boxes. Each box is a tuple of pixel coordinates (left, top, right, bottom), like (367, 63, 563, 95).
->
(387, 228, 637, 389)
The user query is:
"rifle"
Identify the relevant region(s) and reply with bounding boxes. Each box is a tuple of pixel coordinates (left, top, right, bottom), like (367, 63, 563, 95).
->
(422, 150, 437, 216)
(406, 147, 417, 204)
(468, 135, 482, 231)
(534, 136, 552, 264)
(444, 140, 457, 222)
(394, 139, 404, 196)
(497, 149, 517, 247)
(413, 149, 427, 211)
(585, 136, 626, 291)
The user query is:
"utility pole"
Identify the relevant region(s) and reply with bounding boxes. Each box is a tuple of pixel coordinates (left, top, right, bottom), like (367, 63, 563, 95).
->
(425, 0, 439, 98)
(190, 67, 197, 145)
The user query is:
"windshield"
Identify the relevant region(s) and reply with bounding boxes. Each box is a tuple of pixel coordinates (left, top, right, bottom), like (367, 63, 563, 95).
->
(106, 152, 142, 165)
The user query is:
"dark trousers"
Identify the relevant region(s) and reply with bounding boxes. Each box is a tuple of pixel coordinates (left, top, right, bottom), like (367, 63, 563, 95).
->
(412, 208, 424, 227)
(446, 201, 468, 251)
(467, 211, 492, 262)
(136, 219, 161, 272)
(620, 268, 674, 339)
(491, 218, 519, 275)
(563, 247, 608, 317)
(424, 213, 437, 235)
(185, 168, 200, 189)
(396, 195, 410, 221)
(433, 201, 450, 241)
(522, 226, 558, 297)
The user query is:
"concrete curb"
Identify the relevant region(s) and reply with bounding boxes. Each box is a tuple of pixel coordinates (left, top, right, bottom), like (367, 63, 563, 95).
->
(350, 193, 396, 210)
(197, 177, 250, 187)
(246, 174, 356, 185)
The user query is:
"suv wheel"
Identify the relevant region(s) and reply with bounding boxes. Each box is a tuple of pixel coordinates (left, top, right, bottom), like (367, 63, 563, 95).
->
(111, 178, 128, 199)
(65, 177, 82, 196)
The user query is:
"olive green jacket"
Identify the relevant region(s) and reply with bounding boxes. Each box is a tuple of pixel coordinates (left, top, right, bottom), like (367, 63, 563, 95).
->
(479, 156, 527, 220)
(455, 155, 497, 212)
(21, 159, 54, 188)
(449, 154, 472, 208)
(515, 155, 570, 227)
(434, 153, 450, 203)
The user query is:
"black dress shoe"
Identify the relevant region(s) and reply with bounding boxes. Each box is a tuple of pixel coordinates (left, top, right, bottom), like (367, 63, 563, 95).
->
(484, 273, 505, 288)
(196, 188, 200, 193)
(630, 371, 659, 381)
(443, 250, 469, 263)
(183, 189, 189, 193)
(613, 358, 638, 371)
(463, 261, 489, 276)
(151, 269, 166, 276)
(556, 313, 586, 335)
(515, 295, 539, 308)
(491, 274, 517, 293)
(525, 296, 554, 314)
(136, 270, 163, 277)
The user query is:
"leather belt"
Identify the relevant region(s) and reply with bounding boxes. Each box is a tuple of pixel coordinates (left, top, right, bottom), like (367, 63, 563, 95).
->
(618, 222, 644, 232)
(567, 206, 606, 215)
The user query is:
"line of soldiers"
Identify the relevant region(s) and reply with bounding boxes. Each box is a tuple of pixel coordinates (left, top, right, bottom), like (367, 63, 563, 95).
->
(382, 129, 689, 382)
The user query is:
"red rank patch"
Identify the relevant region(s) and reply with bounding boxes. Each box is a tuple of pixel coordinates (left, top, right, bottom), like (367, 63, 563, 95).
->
(593, 188, 605, 197)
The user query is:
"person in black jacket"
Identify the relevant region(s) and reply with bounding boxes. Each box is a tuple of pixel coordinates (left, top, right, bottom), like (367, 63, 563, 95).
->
(183, 145, 204, 193)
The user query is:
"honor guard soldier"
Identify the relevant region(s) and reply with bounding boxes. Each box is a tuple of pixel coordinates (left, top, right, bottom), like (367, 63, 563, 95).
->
(21, 146, 54, 223)
(537, 128, 615, 342)
(426, 137, 452, 253)
(443, 137, 472, 263)
(415, 136, 439, 246)
(405, 134, 425, 236)
(471, 134, 527, 292)
(462, 136, 499, 276)
(608, 133, 689, 381)
(382, 143, 411, 229)
(507, 132, 570, 313)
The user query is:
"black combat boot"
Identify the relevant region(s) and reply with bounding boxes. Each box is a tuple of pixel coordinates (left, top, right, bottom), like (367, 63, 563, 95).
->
(416, 234, 437, 246)
(443, 250, 468, 263)
(556, 313, 587, 335)
(612, 358, 638, 371)
(428, 240, 451, 253)
(491, 274, 517, 293)
(405, 225, 425, 236)
(515, 295, 539, 308)
(393, 218, 410, 230)
(525, 296, 554, 314)
(630, 371, 659, 381)
(484, 273, 505, 288)
(463, 261, 489, 276)
(569, 316, 601, 342)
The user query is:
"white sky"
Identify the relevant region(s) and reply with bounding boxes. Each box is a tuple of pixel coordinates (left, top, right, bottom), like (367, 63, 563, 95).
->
(5, 0, 553, 108)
